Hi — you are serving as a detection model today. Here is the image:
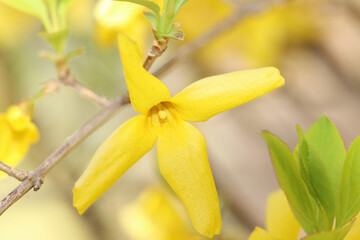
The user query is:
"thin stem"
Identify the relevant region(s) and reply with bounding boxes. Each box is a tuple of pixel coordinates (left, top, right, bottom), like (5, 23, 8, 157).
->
(0, 96, 129, 215)
(143, 34, 169, 70)
(0, 161, 28, 182)
(0, 32, 164, 214)
(56, 59, 110, 107)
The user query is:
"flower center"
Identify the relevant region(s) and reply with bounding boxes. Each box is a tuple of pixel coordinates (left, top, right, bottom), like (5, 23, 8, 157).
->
(147, 102, 177, 127)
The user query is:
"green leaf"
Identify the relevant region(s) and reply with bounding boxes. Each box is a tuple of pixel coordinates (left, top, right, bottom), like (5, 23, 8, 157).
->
(174, 0, 189, 15)
(58, 0, 73, 27)
(261, 131, 318, 234)
(65, 48, 86, 61)
(297, 125, 317, 199)
(305, 115, 346, 192)
(337, 136, 360, 227)
(161, 24, 184, 40)
(162, 0, 176, 33)
(143, 10, 158, 29)
(39, 29, 69, 53)
(297, 126, 336, 230)
(302, 219, 355, 240)
(114, 0, 160, 15)
(161, 0, 189, 34)
(0, 0, 51, 30)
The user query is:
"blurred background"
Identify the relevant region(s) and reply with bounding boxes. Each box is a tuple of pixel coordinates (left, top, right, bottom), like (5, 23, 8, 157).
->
(1, 0, 360, 239)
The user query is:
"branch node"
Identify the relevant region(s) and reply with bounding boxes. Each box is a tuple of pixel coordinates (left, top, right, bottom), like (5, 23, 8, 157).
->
(33, 177, 44, 191)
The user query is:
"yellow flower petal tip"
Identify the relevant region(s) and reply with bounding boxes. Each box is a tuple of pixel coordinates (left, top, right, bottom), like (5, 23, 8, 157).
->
(117, 34, 171, 114)
(73, 115, 157, 215)
(248, 227, 277, 240)
(171, 67, 285, 122)
(72, 187, 86, 215)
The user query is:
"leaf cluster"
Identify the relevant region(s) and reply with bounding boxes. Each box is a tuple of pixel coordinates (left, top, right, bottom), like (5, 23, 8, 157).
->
(114, 0, 189, 40)
(262, 115, 360, 239)
(0, 0, 73, 53)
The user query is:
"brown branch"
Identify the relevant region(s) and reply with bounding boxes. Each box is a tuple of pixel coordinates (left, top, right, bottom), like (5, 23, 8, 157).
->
(0, 96, 130, 215)
(56, 61, 110, 107)
(153, 0, 284, 78)
(0, 33, 163, 215)
(143, 35, 169, 70)
(0, 161, 28, 181)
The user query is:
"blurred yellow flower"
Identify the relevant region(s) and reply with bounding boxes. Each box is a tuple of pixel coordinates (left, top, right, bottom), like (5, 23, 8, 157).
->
(0, 105, 39, 177)
(248, 190, 360, 240)
(73, 34, 284, 237)
(196, 1, 318, 68)
(94, 0, 162, 47)
(0, 3, 38, 48)
(120, 187, 203, 240)
(67, 0, 95, 33)
(92, 0, 318, 67)
(248, 190, 301, 240)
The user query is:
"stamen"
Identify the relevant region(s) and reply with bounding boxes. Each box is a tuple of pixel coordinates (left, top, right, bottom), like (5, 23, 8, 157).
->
(158, 110, 167, 120)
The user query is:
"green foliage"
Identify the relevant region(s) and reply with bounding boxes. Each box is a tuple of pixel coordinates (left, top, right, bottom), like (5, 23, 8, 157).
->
(261, 131, 318, 234)
(262, 115, 360, 239)
(0, 0, 73, 53)
(0, 0, 51, 30)
(297, 126, 336, 230)
(302, 219, 355, 240)
(337, 136, 360, 227)
(115, 0, 188, 40)
(39, 29, 69, 54)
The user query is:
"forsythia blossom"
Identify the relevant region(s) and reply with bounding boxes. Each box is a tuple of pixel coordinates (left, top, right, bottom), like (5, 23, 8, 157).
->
(73, 34, 284, 237)
(248, 190, 360, 240)
(120, 187, 204, 240)
(0, 105, 39, 177)
(94, 0, 161, 47)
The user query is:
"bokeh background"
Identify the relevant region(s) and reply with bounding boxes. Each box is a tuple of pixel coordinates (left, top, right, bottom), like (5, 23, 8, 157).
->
(1, 0, 360, 239)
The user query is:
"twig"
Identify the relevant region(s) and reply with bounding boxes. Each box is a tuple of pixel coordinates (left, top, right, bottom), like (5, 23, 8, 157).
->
(143, 34, 169, 70)
(0, 161, 27, 182)
(0, 96, 129, 215)
(0, 32, 162, 215)
(56, 61, 110, 107)
(153, 0, 284, 78)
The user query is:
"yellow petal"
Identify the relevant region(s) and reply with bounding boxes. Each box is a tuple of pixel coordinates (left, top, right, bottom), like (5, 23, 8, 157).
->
(118, 34, 171, 114)
(157, 120, 221, 237)
(6, 105, 31, 131)
(94, 0, 148, 46)
(0, 114, 39, 178)
(73, 115, 157, 214)
(25, 122, 40, 143)
(266, 190, 300, 240)
(171, 67, 284, 122)
(248, 227, 279, 240)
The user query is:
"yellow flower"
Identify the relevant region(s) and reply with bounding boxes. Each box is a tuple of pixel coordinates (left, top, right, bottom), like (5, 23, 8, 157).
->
(92, 0, 318, 67)
(248, 190, 360, 240)
(73, 34, 284, 237)
(248, 190, 301, 240)
(0, 105, 39, 177)
(195, 1, 318, 68)
(120, 187, 203, 240)
(94, 0, 161, 47)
